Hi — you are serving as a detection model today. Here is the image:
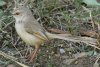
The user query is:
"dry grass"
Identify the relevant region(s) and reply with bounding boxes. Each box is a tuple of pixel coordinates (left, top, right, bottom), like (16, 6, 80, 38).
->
(0, 0, 100, 67)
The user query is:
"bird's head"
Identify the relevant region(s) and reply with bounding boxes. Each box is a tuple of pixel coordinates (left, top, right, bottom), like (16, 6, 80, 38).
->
(12, 0, 31, 20)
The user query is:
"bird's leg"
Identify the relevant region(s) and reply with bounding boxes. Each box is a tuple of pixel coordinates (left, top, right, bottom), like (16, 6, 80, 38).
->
(27, 45, 40, 63)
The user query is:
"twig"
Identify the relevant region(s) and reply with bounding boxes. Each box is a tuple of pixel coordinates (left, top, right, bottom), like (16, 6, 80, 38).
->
(0, 51, 29, 67)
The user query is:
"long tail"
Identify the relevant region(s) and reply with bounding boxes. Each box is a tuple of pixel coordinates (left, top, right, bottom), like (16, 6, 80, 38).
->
(46, 32, 97, 45)
(46, 32, 100, 50)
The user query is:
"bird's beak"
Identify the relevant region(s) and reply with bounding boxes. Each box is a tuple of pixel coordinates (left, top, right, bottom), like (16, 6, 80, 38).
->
(12, 8, 17, 15)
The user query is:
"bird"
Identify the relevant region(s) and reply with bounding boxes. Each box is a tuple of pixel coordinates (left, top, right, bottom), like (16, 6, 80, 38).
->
(12, 0, 97, 63)
(12, 0, 73, 63)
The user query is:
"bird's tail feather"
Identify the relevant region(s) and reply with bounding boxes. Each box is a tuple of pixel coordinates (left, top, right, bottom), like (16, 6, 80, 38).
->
(46, 32, 96, 45)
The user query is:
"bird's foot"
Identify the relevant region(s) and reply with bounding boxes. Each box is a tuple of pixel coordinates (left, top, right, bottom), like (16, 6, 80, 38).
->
(25, 48, 39, 63)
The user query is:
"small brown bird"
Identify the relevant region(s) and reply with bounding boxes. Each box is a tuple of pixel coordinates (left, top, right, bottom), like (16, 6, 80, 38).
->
(12, 0, 97, 63)
(12, 0, 71, 63)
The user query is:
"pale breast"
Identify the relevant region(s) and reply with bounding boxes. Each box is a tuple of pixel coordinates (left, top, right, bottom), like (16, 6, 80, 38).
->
(15, 22, 41, 46)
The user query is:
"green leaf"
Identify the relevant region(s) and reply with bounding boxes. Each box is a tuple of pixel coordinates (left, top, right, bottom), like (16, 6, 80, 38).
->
(83, 0, 100, 6)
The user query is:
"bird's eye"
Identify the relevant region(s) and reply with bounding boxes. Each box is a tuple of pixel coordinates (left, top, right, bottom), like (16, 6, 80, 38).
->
(15, 12, 20, 15)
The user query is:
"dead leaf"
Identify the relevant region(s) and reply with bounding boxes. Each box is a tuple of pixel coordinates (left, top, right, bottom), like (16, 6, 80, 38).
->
(80, 30, 97, 37)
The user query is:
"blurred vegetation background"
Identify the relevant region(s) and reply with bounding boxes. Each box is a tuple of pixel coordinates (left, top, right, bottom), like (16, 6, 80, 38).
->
(0, 0, 100, 67)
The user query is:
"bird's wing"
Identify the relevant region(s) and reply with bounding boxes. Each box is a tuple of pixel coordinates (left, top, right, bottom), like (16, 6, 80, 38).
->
(24, 19, 49, 40)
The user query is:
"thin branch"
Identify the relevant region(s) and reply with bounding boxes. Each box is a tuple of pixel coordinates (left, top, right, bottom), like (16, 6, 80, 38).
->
(0, 51, 29, 67)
